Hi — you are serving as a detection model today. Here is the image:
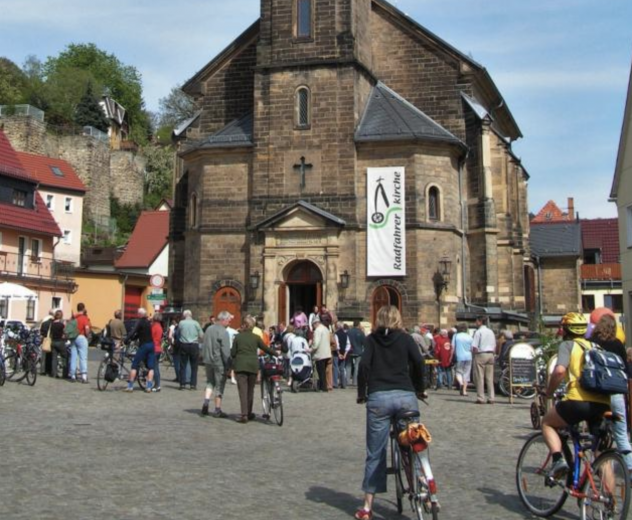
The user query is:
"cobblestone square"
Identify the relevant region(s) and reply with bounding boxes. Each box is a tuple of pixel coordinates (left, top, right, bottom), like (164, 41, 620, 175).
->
(1, 356, 548, 520)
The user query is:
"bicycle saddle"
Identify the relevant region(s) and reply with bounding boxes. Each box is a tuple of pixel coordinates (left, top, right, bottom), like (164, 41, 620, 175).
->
(395, 410, 420, 422)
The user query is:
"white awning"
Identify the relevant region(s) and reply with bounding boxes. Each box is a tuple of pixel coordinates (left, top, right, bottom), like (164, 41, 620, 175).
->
(0, 282, 38, 300)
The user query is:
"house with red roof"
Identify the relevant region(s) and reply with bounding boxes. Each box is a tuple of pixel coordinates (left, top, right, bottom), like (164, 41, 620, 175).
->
(17, 151, 87, 265)
(0, 129, 76, 323)
(580, 218, 622, 322)
(531, 198, 575, 224)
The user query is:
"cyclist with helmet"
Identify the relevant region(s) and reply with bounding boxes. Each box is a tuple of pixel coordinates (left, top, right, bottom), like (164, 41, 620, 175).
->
(541, 312, 611, 478)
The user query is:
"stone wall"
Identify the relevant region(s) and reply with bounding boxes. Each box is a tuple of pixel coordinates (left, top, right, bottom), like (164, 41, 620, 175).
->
(0, 115, 144, 223)
(110, 151, 145, 206)
(541, 257, 582, 315)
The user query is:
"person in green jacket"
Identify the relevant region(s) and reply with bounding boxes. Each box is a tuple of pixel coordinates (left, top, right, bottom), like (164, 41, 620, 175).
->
(231, 315, 278, 423)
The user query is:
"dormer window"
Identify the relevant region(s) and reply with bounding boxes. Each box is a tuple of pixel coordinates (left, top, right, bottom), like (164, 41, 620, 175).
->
(12, 189, 27, 207)
(296, 87, 311, 129)
(296, 0, 313, 39)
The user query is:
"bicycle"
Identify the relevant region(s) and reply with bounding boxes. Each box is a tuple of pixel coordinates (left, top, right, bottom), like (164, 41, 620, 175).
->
(516, 411, 630, 519)
(261, 355, 284, 426)
(96, 341, 148, 391)
(3, 338, 39, 386)
(389, 407, 440, 520)
(0, 349, 6, 386)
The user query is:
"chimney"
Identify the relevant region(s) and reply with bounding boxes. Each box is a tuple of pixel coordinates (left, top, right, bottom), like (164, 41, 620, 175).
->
(567, 197, 574, 220)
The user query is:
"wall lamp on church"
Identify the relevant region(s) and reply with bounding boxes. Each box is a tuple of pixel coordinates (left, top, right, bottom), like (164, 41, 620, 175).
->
(433, 256, 452, 299)
(249, 271, 260, 290)
(339, 270, 350, 289)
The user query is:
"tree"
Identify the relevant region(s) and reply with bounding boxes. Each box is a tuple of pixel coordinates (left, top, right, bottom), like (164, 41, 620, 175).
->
(0, 58, 27, 105)
(157, 85, 196, 129)
(142, 143, 175, 208)
(44, 43, 149, 143)
(74, 82, 109, 132)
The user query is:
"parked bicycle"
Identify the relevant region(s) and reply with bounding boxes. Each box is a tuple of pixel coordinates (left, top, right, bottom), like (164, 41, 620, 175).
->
(96, 340, 148, 391)
(261, 355, 284, 426)
(516, 411, 630, 519)
(3, 336, 39, 386)
(389, 407, 440, 520)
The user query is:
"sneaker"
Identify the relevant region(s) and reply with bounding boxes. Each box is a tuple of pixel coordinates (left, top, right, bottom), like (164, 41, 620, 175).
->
(230, 378, 237, 385)
(354, 508, 372, 520)
(81, 378, 89, 384)
(248, 413, 257, 421)
(123, 387, 133, 393)
(547, 458, 569, 480)
(201, 404, 209, 416)
(213, 410, 229, 419)
(151, 387, 161, 393)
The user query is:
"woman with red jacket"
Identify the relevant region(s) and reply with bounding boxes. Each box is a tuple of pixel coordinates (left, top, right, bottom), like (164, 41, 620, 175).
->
(151, 313, 164, 392)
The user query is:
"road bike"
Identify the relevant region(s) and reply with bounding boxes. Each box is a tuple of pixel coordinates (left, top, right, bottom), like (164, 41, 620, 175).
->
(389, 408, 440, 520)
(516, 411, 630, 519)
(261, 356, 284, 426)
(96, 341, 148, 391)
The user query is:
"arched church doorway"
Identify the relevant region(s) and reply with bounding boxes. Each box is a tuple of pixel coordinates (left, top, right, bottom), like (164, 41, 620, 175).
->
(213, 287, 242, 326)
(371, 285, 402, 325)
(278, 261, 323, 325)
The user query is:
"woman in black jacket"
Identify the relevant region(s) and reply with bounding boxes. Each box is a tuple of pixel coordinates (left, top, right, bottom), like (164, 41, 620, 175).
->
(355, 306, 425, 520)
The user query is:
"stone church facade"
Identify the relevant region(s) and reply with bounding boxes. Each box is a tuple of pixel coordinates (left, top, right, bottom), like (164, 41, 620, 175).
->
(170, 0, 532, 328)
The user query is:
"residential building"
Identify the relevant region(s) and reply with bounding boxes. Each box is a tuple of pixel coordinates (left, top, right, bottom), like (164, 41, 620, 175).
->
(0, 129, 75, 323)
(580, 218, 622, 322)
(610, 61, 632, 346)
(16, 151, 87, 265)
(170, 0, 531, 328)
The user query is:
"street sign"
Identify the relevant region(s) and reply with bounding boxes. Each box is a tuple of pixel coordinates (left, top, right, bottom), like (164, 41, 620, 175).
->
(150, 274, 165, 288)
(147, 293, 165, 302)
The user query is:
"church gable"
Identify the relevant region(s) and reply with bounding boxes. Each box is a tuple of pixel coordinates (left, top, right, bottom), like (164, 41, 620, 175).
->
(255, 201, 346, 231)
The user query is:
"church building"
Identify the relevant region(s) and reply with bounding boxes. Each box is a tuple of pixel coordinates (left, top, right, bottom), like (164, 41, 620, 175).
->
(170, 0, 532, 328)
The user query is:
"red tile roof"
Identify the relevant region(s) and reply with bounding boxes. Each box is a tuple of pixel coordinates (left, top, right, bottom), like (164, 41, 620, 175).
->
(0, 192, 62, 237)
(531, 200, 571, 223)
(0, 129, 35, 183)
(16, 152, 87, 193)
(581, 218, 620, 263)
(115, 210, 170, 269)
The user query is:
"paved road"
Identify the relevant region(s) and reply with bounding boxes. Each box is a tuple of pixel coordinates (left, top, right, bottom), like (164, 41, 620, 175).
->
(0, 354, 557, 520)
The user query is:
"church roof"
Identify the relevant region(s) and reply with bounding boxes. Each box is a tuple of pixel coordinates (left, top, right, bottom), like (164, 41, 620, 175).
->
(530, 222, 582, 258)
(461, 93, 492, 122)
(254, 200, 346, 230)
(355, 82, 465, 148)
(183, 113, 253, 154)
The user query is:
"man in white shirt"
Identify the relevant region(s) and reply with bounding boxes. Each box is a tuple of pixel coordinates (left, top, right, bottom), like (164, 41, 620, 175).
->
(471, 316, 496, 404)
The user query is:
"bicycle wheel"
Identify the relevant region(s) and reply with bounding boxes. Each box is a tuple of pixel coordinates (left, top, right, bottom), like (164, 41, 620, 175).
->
(96, 360, 109, 391)
(411, 453, 427, 520)
(136, 362, 147, 390)
(271, 381, 284, 426)
(515, 385, 537, 400)
(516, 432, 569, 517)
(3, 351, 18, 380)
(0, 360, 5, 386)
(580, 450, 630, 520)
(24, 359, 37, 386)
(390, 436, 404, 514)
(261, 379, 272, 418)
(11, 354, 28, 382)
(499, 368, 510, 396)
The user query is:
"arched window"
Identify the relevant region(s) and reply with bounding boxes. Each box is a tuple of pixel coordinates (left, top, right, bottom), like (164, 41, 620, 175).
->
(428, 186, 441, 221)
(296, 0, 313, 39)
(189, 193, 198, 228)
(296, 87, 311, 129)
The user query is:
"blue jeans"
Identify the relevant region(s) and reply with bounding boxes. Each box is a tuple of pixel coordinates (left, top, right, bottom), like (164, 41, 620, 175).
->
(69, 335, 88, 380)
(610, 394, 632, 469)
(437, 366, 453, 389)
(332, 355, 339, 388)
(338, 357, 348, 388)
(362, 390, 419, 494)
(154, 352, 161, 387)
(351, 356, 360, 386)
(173, 348, 191, 384)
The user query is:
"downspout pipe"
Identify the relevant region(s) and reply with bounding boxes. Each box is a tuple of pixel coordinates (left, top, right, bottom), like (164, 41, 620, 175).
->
(534, 254, 543, 328)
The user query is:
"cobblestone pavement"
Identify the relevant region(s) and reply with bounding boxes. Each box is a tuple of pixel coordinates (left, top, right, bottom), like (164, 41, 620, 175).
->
(0, 354, 563, 520)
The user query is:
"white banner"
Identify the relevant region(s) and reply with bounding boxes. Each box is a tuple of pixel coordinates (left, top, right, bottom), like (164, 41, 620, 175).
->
(367, 167, 406, 276)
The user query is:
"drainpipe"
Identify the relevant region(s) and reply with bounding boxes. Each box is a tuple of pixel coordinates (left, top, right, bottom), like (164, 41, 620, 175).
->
(534, 254, 543, 329)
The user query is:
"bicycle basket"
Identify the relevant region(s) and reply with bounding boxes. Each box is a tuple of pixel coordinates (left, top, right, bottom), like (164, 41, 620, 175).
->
(398, 422, 432, 453)
(263, 362, 284, 378)
(104, 362, 119, 382)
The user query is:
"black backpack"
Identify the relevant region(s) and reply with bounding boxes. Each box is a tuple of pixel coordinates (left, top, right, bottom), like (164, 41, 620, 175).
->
(104, 362, 119, 382)
(577, 339, 628, 395)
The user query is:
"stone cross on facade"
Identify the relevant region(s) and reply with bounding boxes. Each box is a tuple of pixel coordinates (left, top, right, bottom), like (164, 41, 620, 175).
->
(293, 156, 313, 191)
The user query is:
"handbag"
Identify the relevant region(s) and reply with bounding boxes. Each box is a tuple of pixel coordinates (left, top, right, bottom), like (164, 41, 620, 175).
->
(41, 322, 52, 353)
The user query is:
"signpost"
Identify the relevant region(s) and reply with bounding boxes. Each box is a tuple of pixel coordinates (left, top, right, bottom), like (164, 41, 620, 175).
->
(508, 343, 536, 405)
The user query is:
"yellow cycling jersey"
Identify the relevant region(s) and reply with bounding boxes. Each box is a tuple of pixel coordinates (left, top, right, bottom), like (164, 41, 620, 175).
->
(562, 338, 610, 405)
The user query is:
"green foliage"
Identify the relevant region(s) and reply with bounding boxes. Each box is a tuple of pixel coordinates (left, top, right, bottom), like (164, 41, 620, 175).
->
(143, 143, 174, 207)
(0, 58, 27, 105)
(44, 43, 148, 142)
(110, 198, 143, 238)
(157, 85, 196, 129)
(74, 82, 109, 132)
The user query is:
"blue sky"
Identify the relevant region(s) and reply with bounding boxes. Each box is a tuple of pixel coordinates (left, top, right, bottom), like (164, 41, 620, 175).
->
(1, 0, 631, 219)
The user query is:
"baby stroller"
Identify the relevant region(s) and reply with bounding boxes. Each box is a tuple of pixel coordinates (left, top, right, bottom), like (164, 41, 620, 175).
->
(289, 350, 315, 393)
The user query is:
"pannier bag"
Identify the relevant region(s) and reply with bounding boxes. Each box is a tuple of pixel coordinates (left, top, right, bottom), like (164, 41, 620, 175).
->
(104, 362, 119, 383)
(577, 340, 628, 395)
(263, 362, 284, 378)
